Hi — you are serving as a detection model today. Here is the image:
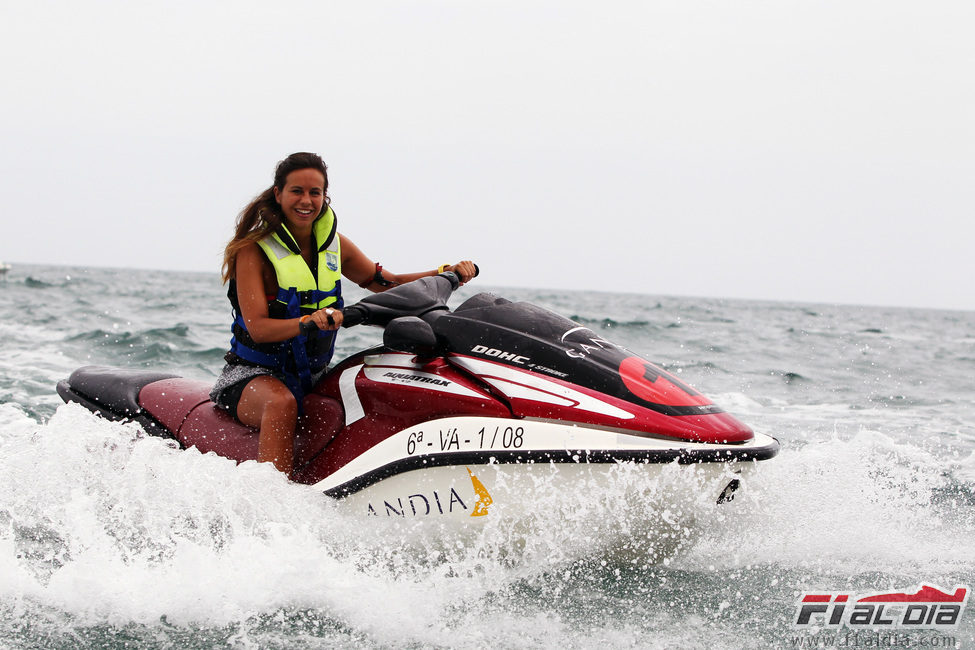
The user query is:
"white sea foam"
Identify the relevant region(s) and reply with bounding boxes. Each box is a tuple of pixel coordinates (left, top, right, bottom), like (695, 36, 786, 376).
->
(685, 429, 973, 576)
(0, 403, 754, 647)
(0, 436, 969, 650)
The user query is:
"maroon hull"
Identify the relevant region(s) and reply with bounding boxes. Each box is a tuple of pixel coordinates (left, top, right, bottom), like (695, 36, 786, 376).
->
(139, 379, 345, 480)
(294, 354, 511, 483)
(136, 346, 756, 487)
(136, 352, 512, 485)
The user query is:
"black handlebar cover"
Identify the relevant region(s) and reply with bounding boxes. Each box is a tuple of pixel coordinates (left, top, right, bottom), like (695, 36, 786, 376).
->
(301, 269, 473, 332)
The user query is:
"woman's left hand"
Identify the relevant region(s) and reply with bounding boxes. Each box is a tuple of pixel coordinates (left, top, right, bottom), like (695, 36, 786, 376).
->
(448, 260, 477, 284)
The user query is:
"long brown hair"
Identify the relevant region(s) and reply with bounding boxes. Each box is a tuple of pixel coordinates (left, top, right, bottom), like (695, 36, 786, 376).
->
(221, 152, 330, 282)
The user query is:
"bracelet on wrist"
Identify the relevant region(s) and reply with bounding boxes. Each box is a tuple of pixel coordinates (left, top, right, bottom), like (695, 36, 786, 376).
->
(359, 262, 395, 288)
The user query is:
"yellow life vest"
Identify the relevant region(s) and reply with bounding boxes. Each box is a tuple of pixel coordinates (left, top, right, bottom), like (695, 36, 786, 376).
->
(257, 206, 342, 313)
(228, 207, 343, 397)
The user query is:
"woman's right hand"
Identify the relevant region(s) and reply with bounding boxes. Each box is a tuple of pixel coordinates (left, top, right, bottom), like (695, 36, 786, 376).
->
(308, 307, 343, 331)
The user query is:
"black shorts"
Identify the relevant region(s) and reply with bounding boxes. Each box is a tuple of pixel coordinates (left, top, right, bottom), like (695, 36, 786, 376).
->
(213, 376, 258, 420)
(210, 361, 327, 421)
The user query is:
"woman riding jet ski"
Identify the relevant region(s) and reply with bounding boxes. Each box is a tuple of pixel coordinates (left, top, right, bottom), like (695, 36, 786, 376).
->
(57, 270, 779, 528)
(207, 151, 477, 476)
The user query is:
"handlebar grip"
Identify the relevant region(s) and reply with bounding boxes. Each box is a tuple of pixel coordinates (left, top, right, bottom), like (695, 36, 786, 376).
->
(341, 306, 366, 328)
(298, 318, 318, 337)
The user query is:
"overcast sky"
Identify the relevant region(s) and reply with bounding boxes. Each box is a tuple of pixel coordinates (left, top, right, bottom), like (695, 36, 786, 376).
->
(2, 1, 972, 310)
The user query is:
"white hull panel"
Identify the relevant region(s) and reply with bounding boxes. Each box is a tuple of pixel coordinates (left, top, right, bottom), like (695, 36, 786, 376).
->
(341, 459, 748, 523)
(310, 418, 776, 551)
(313, 416, 777, 497)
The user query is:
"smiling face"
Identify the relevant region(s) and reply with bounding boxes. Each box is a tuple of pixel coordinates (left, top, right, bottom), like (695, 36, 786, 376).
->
(273, 168, 326, 232)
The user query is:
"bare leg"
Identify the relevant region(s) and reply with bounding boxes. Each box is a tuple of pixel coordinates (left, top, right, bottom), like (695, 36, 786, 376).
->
(235, 375, 298, 475)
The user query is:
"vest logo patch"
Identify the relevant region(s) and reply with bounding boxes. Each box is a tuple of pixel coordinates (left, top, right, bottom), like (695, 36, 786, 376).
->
(326, 252, 339, 271)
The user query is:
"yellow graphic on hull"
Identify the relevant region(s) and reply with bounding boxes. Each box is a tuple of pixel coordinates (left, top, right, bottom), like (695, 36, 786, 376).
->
(467, 467, 494, 517)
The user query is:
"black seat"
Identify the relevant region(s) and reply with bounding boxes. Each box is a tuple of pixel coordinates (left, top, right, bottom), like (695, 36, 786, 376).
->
(57, 365, 178, 419)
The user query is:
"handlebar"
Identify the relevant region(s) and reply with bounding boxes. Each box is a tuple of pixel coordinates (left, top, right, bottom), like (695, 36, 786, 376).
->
(298, 264, 479, 336)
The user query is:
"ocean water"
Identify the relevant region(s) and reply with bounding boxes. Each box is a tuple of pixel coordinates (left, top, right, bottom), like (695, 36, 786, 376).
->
(1, 263, 973, 649)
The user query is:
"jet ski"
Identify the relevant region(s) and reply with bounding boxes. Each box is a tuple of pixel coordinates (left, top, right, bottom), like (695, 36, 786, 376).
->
(57, 271, 778, 528)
